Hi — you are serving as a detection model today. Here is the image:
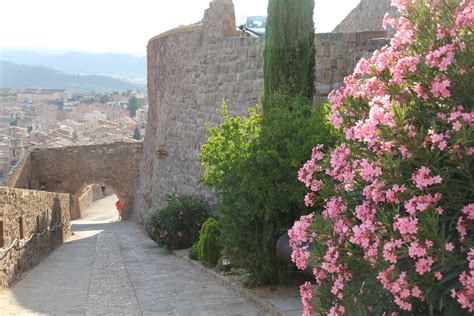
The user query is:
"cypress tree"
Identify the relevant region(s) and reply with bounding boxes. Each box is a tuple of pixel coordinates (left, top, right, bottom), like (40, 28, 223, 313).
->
(133, 127, 141, 140)
(263, 0, 315, 110)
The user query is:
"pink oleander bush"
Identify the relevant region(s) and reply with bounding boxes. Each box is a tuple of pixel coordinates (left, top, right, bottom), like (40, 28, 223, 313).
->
(289, 0, 473, 315)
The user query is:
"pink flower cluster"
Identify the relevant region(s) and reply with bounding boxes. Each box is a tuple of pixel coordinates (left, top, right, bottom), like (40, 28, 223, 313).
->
(291, 1, 474, 315)
(411, 167, 442, 190)
(298, 145, 325, 207)
(288, 214, 316, 270)
(378, 266, 424, 311)
(300, 282, 314, 316)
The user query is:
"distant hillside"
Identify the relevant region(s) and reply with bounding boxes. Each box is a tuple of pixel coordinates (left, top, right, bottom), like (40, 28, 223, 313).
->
(0, 61, 146, 93)
(0, 50, 146, 78)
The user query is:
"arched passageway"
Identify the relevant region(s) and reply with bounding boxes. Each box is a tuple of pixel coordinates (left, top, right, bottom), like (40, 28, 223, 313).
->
(6, 142, 142, 220)
(77, 184, 122, 221)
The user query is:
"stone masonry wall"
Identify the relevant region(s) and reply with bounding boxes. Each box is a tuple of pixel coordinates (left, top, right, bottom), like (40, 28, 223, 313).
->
(315, 31, 389, 95)
(3, 152, 37, 190)
(78, 184, 104, 213)
(134, 0, 391, 223)
(333, 0, 397, 33)
(0, 187, 70, 288)
(6, 142, 142, 220)
(30, 142, 142, 220)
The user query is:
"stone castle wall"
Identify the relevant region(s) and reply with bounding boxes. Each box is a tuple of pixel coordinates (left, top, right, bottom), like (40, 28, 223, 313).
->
(5, 142, 142, 220)
(134, 0, 391, 223)
(78, 184, 104, 212)
(333, 0, 397, 33)
(3, 152, 36, 190)
(0, 187, 70, 288)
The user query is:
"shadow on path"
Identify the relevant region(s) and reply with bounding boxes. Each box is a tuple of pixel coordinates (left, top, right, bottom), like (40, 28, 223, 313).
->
(0, 195, 266, 315)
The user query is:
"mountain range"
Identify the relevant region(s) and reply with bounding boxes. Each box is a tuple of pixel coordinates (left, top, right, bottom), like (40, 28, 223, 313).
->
(1, 50, 146, 78)
(0, 61, 146, 93)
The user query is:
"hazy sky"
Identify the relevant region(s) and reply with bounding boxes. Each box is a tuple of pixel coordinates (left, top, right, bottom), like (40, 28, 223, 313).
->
(0, 0, 360, 56)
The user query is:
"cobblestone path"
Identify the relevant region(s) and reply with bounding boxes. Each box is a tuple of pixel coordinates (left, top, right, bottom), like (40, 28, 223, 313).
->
(0, 195, 265, 315)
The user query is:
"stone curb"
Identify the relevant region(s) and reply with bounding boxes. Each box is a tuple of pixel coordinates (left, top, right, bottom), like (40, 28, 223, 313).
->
(171, 250, 286, 316)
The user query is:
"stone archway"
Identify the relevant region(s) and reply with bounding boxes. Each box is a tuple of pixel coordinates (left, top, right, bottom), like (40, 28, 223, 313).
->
(72, 181, 127, 220)
(7, 142, 142, 220)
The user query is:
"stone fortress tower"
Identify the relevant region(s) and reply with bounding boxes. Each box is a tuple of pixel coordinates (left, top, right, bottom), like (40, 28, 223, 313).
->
(134, 0, 394, 223)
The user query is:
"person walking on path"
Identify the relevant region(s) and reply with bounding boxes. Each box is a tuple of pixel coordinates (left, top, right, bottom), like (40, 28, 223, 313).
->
(115, 199, 122, 220)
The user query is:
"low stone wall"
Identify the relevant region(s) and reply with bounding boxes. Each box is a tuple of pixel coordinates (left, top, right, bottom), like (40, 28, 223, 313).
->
(0, 187, 70, 288)
(3, 151, 37, 190)
(78, 184, 104, 212)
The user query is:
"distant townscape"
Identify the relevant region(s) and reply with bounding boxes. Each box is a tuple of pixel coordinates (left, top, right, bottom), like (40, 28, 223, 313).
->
(0, 88, 147, 182)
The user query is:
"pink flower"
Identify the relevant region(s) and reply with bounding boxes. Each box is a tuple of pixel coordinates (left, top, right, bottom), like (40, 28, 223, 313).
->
(452, 120, 462, 131)
(394, 215, 418, 235)
(425, 129, 449, 151)
(445, 242, 455, 252)
(408, 241, 427, 258)
(431, 75, 451, 98)
(300, 282, 314, 316)
(426, 43, 456, 71)
(415, 257, 435, 275)
(399, 145, 413, 159)
(323, 196, 347, 220)
(292, 247, 311, 270)
(462, 203, 474, 220)
(386, 184, 406, 204)
(457, 217, 467, 242)
(404, 193, 442, 216)
(355, 58, 371, 76)
(312, 267, 328, 286)
(288, 213, 315, 246)
(452, 267, 474, 312)
(414, 83, 429, 99)
(328, 304, 346, 316)
(411, 167, 443, 190)
(411, 286, 423, 299)
(407, 124, 417, 138)
(383, 239, 404, 263)
(391, 0, 408, 14)
(435, 272, 443, 280)
(304, 192, 316, 207)
(355, 159, 383, 182)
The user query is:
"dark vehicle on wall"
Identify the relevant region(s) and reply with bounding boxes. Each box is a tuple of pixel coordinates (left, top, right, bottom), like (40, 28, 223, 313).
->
(237, 16, 266, 37)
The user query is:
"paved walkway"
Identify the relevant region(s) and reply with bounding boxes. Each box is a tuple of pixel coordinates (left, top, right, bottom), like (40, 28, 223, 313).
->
(0, 195, 265, 315)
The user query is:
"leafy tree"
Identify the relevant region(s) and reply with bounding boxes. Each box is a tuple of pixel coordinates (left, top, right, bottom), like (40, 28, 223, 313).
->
(200, 100, 337, 285)
(128, 96, 138, 118)
(133, 126, 141, 140)
(263, 0, 315, 110)
(99, 94, 109, 104)
(200, 0, 329, 286)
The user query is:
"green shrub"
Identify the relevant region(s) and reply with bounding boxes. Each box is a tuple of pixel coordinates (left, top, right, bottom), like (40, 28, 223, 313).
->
(200, 99, 338, 285)
(146, 194, 212, 250)
(144, 207, 160, 241)
(188, 243, 199, 260)
(197, 218, 222, 265)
